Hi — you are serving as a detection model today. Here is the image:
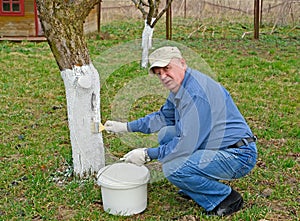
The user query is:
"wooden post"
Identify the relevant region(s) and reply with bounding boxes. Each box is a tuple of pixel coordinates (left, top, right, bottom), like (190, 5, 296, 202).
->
(254, 0, 260, 39)
(260, 0, 263, 27)
(166, 0, 172, 40)
(184, 0, 187, 18)
(97, 0, 102, 34)
(169, 2, 172, 40)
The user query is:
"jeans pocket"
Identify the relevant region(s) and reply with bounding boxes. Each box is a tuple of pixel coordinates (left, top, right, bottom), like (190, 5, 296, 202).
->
(232, 150, 257, 179)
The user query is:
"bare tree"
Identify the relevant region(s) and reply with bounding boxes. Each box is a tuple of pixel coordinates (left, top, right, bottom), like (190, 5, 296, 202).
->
(36, 0, 105, 177)
(131, 0, 173, 67)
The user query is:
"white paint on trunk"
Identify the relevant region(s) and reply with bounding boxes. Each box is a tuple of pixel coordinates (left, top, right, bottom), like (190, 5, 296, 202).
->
(141, 19, 155, 68)
(61, 63, 105, 177)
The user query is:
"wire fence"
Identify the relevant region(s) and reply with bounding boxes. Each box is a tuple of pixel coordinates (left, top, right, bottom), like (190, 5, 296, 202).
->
(100, 0, 300, 26)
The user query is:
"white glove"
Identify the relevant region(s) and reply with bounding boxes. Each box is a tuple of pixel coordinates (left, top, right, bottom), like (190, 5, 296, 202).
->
(123, 148, 148, 166)
(104, 120, 128, 133)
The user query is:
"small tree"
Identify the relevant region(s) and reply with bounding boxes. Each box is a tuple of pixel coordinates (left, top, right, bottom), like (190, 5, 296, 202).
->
(131, 0, 173, 67)
(36, 0, 105, 177)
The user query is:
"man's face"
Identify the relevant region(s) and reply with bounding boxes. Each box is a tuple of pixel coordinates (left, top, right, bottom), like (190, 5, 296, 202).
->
(152, 58, 186, 93)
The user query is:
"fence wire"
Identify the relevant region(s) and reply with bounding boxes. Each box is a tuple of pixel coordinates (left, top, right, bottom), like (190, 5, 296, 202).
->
(100, 0, 300, 26)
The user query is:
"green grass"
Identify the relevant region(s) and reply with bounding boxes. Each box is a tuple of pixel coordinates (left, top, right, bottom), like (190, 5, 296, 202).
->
(1, 18, 299, 220)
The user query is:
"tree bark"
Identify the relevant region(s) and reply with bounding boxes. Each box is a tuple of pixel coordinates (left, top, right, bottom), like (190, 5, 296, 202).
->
(36, 0, 105, 177)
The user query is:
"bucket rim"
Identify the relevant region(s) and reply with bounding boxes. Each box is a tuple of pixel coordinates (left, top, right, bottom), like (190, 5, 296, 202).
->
(97, 162, 150, 189)
(98, 179, 148, 189)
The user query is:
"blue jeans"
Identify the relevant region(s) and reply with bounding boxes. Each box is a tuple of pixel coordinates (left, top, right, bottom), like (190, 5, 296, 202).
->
(158, 126, 257, 211)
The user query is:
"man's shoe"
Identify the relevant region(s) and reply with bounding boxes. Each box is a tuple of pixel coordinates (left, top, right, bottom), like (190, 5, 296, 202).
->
(206, 189, 244, 216)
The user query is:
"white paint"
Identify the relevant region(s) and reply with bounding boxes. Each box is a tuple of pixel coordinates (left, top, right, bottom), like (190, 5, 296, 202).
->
(78, 75, 92, 89)
(141, 18, 155, 68)
(61, 63, 105, 177)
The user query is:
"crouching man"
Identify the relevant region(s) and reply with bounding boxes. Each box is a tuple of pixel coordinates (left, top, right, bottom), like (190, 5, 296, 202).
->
(105, 46, 257, 216)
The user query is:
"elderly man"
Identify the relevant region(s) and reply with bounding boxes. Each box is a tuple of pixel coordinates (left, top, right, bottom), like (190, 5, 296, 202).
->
(104, 46, 257, 216)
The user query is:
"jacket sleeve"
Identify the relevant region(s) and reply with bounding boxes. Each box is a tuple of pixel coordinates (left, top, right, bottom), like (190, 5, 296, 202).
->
(128, 98, 176, 134)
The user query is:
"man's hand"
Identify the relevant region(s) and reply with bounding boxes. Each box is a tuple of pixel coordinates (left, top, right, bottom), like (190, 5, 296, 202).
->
(104, 120, 128, 133)
(122, 148, 147, 166)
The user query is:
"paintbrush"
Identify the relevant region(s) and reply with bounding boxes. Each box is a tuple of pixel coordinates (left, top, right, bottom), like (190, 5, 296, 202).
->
(91, 121, 106, 133)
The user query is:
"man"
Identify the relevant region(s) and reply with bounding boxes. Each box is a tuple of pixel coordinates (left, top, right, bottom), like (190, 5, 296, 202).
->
(104, 46, 257, 216)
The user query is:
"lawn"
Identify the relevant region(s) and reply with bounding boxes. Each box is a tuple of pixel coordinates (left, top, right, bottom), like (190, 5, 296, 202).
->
(0, 18, 299, 220)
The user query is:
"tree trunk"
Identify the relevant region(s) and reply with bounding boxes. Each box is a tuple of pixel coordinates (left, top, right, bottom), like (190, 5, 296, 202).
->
(36, 0, 104, 177)
(141, 18, 155, 68)
(131, 0, 173, 67)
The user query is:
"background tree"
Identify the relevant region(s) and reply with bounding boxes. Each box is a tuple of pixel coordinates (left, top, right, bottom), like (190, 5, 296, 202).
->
(131, 0, 173, 67)
(36, 0, 105, 177)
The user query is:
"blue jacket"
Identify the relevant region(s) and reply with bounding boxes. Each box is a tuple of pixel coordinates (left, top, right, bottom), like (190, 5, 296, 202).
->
(128, 67, 253, 163)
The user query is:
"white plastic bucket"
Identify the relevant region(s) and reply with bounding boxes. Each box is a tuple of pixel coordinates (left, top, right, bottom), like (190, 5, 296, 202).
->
(97, 162, 150, 216)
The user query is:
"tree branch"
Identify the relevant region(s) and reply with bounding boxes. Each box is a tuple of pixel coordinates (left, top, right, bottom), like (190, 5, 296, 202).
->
(132, 0, 148, 19)
(73, 0, 100, 20)
(140, 0, 149, 7)
(131, 0, 173, 27)
(147, 0, 155, 24)
(151, 0, 173, 28)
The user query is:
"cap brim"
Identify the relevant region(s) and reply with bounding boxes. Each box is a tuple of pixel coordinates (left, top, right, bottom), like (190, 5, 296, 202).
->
(148, 59, 171, 75)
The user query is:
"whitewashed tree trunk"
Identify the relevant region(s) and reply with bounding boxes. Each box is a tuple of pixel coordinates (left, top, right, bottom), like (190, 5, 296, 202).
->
(36, 0, 105, 177)
(141, 19, 155, 68)
(61, 64, 104, 177)
(131, 0, 174, 68)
